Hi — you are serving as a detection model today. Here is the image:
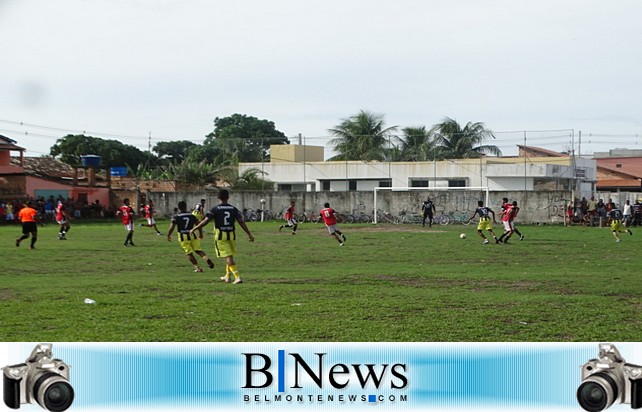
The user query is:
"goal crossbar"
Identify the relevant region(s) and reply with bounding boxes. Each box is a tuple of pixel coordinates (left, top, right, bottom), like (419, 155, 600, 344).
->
(373, 186, 489, 224)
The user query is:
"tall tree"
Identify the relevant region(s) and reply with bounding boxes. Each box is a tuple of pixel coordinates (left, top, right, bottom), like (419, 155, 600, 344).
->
(328, 110, 397, 161)
(50, 134, 149, 168)
(153, 140, 197, 163)
(203, 114, 290, 163)
(398, 126, 438, 161)
(431, 118, 501, 159)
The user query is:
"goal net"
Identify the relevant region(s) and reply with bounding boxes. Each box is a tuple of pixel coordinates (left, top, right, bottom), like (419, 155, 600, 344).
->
(373, 186, 490, 224)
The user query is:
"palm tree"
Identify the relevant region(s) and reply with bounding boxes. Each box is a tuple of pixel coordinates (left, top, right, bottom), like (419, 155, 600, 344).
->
(328, 110, 397, 161)
(431, 117, 501, 159)
(397, 126, 437, 161)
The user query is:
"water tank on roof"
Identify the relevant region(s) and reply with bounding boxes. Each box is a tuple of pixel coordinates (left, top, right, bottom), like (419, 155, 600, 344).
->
(80, 155, 101, 168)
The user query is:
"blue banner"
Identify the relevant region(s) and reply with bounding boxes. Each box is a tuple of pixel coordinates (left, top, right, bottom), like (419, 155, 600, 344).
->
(1, 342, 640, 412)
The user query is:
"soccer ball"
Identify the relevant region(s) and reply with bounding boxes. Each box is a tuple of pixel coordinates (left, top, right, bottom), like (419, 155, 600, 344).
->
(260, 198, 266, 204)
(460, 233, 467, 239)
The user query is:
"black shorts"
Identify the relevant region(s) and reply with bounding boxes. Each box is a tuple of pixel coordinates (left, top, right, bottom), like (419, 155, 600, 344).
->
(22, 222, 38, 234)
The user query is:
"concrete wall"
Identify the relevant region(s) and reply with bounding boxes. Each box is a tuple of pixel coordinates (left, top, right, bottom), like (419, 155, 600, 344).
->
(145, 189, 574, 224)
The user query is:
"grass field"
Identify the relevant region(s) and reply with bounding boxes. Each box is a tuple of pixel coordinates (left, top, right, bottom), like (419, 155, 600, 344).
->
(0, 218, 640, 342)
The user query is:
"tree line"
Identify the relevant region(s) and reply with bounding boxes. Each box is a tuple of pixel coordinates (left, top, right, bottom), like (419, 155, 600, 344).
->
(47, 111, 501, 188)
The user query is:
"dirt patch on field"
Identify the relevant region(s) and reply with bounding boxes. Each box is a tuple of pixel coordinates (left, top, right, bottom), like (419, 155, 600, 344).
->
(349, 225, 447, 234)
(0, 288, 13, 300)
(367, 274, 544, 292)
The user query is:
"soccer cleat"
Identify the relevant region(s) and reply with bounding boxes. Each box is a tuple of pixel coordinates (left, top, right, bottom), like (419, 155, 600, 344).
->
(483, 239, 490, 244)
(220, 276, 230, 283)
(520, 235, 525, 241)
(628, 230, 633, 236)
(123, 243, 129, 247)
(194, 268, 204, 273)
(616, 239, 622, 243)
(278, 226, 283, 232)
(207, 260, 215, 269)
(156, 232, 162, 236)
(15, 238, 20, 247)
(339, 242, 344, 246)
(139, 223, 144, 228)
(292, 232, 296, 235)
(341, 234, 346, 242)
(495, 238, 502, 244)
(233, 278, 243, 284)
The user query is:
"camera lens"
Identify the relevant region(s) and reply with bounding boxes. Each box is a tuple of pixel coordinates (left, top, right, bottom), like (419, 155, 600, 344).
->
(44, 382, 74, 412)
(577, 373, 618, 412)
(33, 372, 74, 412)
(578, 382, 609, 411)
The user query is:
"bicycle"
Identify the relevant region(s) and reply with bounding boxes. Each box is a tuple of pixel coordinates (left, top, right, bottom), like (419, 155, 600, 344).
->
(398, 209, 423, 224)
(449, 212, 472, 225)
(376, 209, 400, 224)
(433, 212, 451, 226)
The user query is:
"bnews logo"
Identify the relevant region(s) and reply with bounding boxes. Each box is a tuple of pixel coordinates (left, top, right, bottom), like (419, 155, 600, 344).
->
(242, 350, 409, 404)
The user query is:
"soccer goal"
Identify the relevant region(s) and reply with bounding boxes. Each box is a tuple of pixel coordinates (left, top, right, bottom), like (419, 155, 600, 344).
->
(373, 186, 490, 224)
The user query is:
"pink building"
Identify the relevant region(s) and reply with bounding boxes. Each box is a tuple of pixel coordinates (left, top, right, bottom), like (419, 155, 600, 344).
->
(0, 134, 110, 205)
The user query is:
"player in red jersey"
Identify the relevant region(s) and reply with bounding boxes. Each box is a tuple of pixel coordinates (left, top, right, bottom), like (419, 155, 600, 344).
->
(55, 200, 71, 240)
(319, 202, 346, 246)
(497, 201, 516, 244)
(140, 199, 162, 235)
(279, 200, 298, 234)
(116, 198, 136, 246)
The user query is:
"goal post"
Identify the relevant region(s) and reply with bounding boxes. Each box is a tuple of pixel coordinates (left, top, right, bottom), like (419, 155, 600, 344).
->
(373, 186, 490, 224)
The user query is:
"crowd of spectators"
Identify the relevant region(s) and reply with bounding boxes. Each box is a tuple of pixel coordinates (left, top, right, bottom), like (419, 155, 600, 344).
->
(566, 195, 642, 227)
(0, 195, 118, 224)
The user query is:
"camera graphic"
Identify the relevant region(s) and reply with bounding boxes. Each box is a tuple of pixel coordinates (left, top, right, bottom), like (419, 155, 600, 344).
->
(577, 343, 642, 411)
(3, 343, 74, 412)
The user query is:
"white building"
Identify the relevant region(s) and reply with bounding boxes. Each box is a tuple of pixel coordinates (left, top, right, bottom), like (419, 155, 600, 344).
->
(239, 145, 596, 196)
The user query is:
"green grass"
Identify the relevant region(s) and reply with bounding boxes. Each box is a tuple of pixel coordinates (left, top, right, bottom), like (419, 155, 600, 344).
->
(0, 219, 640, 342)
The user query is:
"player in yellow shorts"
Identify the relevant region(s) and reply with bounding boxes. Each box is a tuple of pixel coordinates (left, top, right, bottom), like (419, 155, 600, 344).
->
(190, 189, 254, 284)
(607, 203, 633, 242)
(467, 200, 498, 244)
(167, 201, 214, 272)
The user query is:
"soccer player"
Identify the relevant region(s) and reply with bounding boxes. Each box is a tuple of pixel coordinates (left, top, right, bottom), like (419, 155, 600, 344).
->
(467, 200, 498, 244)
(16, 201, 43, 249)
(192, 198, 206, 221)
(509, 200, 525, 240)
(191, 198, 207, 238)
(421, 198, 436, 227)
(607, 202, 633, 242)
(497, 201, 515, 244)
(498, 198, 524, 241)
(320, 202, 346, 246)
(116, 198, 136, 246)
(140, 199, 162, 235)
(55, 200, 71, 240)
(189, 189, 254, 284)
(167, 201, 215, 272)
(279, 200, 298, 234)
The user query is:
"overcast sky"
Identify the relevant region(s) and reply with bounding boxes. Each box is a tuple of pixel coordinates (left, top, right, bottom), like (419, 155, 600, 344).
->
(1, 0, 642, 158)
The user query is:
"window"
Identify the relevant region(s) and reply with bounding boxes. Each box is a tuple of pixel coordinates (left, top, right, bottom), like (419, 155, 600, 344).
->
(616, 163, 622, 168)
(410, 179, 429, 187)
(321, 181, 330, 191)
(278, 184, 292, 191)
(379, 180, 392, 187)
(348, 180, 357, 191)
(448, 180, 466, 188)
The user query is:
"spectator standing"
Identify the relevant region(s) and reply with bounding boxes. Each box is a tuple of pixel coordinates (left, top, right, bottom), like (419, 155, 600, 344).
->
(623, 200, 633, 227)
